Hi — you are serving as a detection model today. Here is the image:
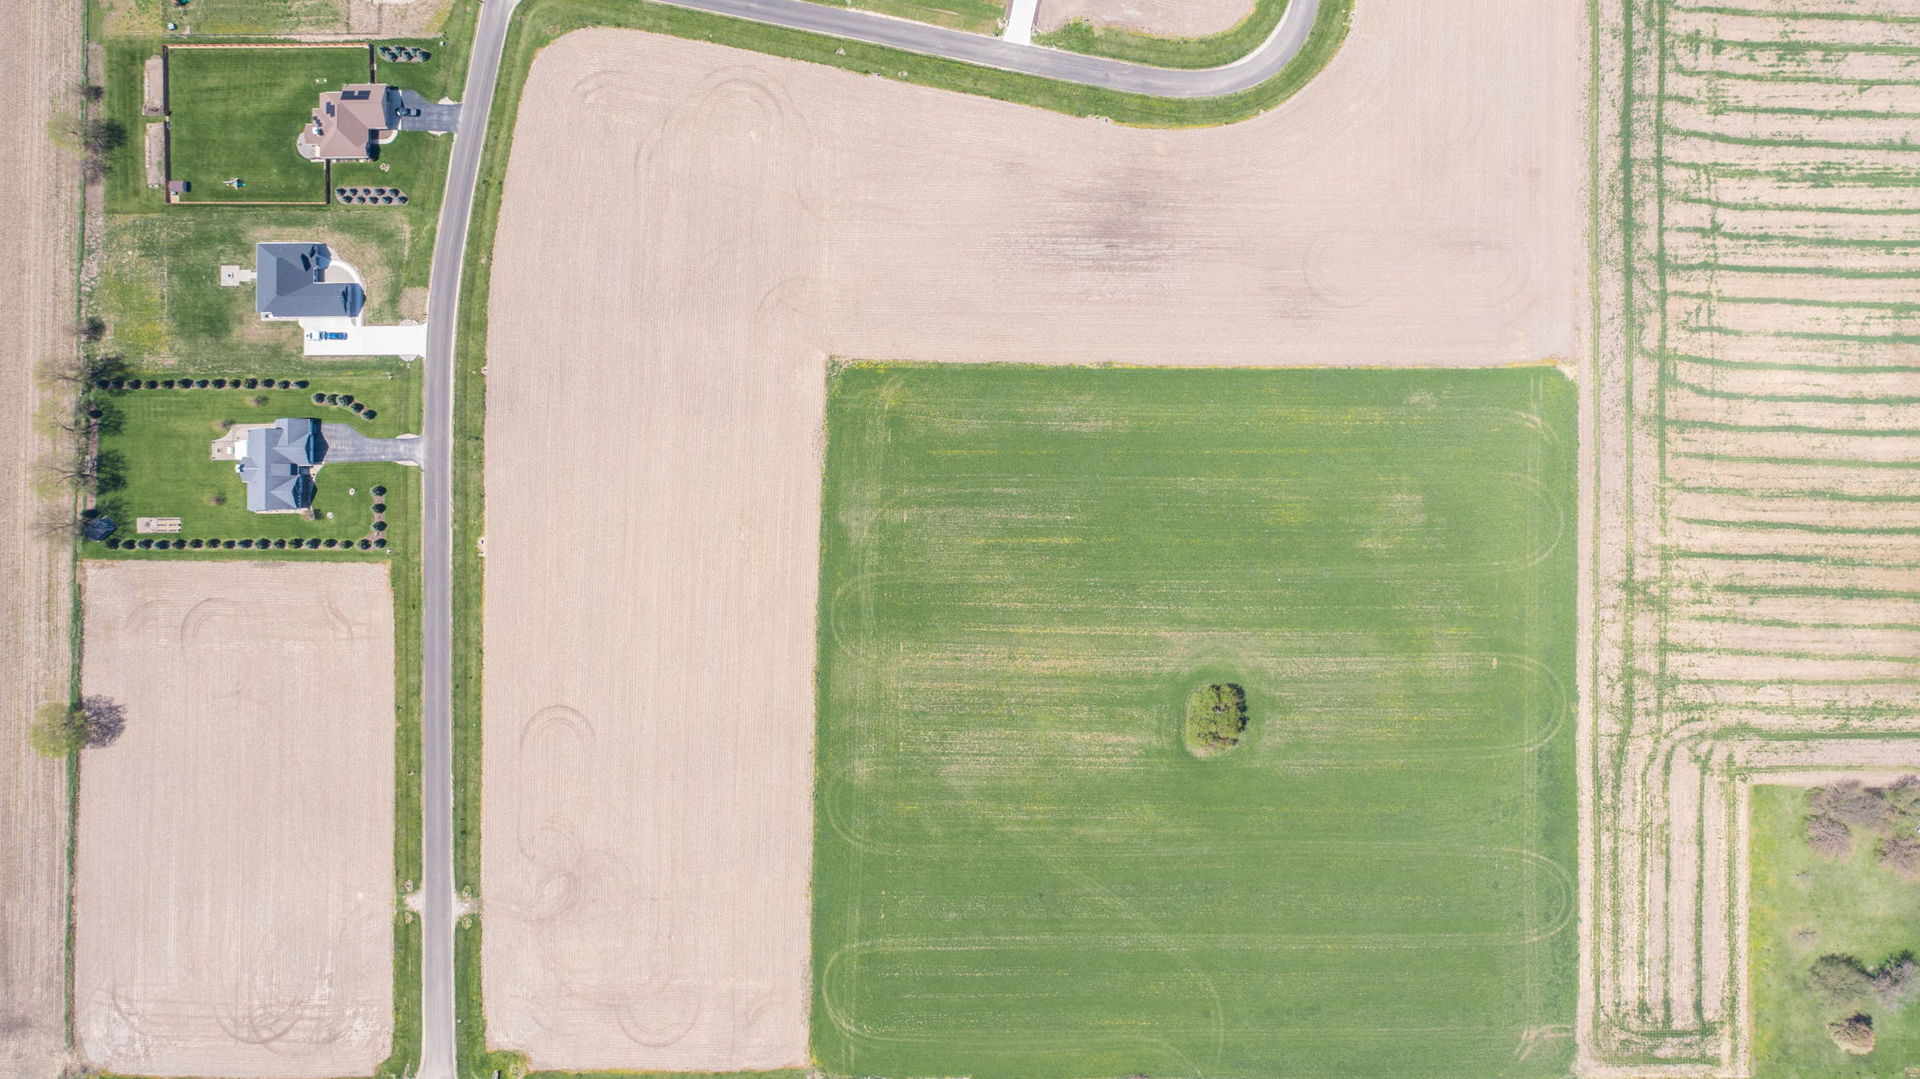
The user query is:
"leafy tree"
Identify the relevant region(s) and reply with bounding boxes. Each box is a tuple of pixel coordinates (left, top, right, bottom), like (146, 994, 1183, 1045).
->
(1809, 955, 1873, 1006)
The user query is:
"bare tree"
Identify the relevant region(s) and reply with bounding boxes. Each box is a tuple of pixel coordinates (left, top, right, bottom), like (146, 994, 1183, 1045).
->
(77, 695, 126, 747)
(1880, 835, 1920, 882)
(1810, 780, 1892, 832)
(1805, 814, 1853, 860)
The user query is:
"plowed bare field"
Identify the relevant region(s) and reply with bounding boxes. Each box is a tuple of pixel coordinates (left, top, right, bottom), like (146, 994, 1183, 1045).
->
(76, 561, 395, 1078)
(483, 0, 1584, 1070)
(0, 0, 82, 1075)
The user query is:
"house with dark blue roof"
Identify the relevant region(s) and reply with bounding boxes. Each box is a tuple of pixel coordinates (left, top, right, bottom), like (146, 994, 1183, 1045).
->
(255, 243, 364, 321)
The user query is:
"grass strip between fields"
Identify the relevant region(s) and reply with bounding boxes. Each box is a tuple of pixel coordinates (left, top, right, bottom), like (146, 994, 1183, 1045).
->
(1035, 0, 1289, 69)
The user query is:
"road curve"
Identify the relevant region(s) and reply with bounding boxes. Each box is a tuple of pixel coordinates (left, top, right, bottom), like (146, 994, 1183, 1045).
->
(417, 1, 1329, 1076)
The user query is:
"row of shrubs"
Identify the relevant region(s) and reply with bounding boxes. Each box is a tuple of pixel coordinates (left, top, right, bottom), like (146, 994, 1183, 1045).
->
(104, 536, 388, 550)
(311, 392, 378, 420)
(96, 377, 310, 391)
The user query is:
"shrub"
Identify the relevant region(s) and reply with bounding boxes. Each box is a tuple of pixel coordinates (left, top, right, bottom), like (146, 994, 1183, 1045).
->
(326, 394, 341, 405)
(153, 539, 170, 549)
(141, 379, 157, 389)
(1810, 955, 1874, 1006)
(339, 394, 354, 406)
(238, 539, 254, 548)
(222, 540, 236, 549)
(361, 408, 377, 420)
(373, 502, 386, 514)
(1828, 1014, 1874, 1056)
(308, 537, 323, 549)
(1806, 815, 1852, 860)
(109, 378, 126, 390)
(294, 379, 309, 389)
(104, 537, 120, 549)
(271, 539, 285, 549)
(1811, 781, 1893, 831)
(351, 401, 366, 414)
(358, 538, 372, 550)
(213, 378, 229, 389)
(248, 395, 267, 407)
(161, 379, 176, 389)
(135, 538, 152, 549)
(312, 392, 327, 404)
(189, 538, 204, 548)
(373, 537, 387, 549)
(372, 485, 387, 497)
(274, 380, 289, 390)
(322, 538, 337, 548)
(373, 520, 387, 533)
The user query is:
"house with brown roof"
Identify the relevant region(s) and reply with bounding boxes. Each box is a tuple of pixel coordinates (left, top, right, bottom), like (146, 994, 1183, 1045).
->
(298, 84, 395, 162)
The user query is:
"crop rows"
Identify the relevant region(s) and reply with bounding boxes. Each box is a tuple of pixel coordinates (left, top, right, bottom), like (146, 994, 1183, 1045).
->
(1586, 1, 1920, 1074)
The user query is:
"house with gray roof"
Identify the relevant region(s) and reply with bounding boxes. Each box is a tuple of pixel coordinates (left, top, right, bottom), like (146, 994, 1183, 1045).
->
(255, 243, 364, 321)
(237, 419, 324, 513)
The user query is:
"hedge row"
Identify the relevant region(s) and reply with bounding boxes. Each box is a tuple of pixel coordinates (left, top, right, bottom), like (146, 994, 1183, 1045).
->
(103, 536, 388, 550)
(310, 392, 378, 420)
(97, 377, 310, 391)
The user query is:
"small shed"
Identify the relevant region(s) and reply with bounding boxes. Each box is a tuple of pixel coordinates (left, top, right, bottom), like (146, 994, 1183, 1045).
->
(166, 180, 189, 195)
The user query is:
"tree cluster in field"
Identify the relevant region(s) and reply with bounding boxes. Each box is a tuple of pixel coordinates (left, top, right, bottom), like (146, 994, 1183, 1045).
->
(1808, 952, 1919, 1056)
(1183, 682, 1249, 758)
(1803, 776, 1920, 879)
(30, 695, 127, 757)
(310, 391, 378, 421)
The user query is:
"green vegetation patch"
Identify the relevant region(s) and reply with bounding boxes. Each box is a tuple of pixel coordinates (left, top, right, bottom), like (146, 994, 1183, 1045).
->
(1036, 0, 1288, 69)
(87, 366, 418, 555)
(813, 363, 1577, 1078)
(1184, 682, 1248, 757)
(164, 45, 371, 203)
(1752, 782, 1920, 1074)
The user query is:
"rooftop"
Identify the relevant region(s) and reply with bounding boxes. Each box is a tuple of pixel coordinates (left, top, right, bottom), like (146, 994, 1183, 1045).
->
(255, 243, 364, 320)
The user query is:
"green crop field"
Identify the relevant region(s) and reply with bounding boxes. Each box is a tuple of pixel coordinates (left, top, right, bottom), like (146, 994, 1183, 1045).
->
(1749, 784, 1920, 1077)
(165, 45, 371, 203)
(812, 363, 1577, 1079)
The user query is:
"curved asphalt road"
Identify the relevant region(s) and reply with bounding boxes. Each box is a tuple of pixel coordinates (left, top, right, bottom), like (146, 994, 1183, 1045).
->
(418, 0, 1325, 1075)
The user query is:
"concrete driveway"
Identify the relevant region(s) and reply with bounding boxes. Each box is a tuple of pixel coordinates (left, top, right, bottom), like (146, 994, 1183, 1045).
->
(320, 424, 423, 465)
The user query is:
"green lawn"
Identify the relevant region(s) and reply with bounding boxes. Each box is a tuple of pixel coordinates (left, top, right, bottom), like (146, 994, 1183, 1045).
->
(1036, 0, 1288, 69)
(89, 366, 420, 553)
(804, 0, 1003, 33)
(94, 205, 437, 368)
(812, 364, 1577, 1079)
(1750, 784, 1920, 1078)
(164, 45, 372, 203)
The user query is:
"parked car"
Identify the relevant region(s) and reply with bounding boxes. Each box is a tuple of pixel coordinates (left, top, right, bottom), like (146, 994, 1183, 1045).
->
(319, 331, 348, 341)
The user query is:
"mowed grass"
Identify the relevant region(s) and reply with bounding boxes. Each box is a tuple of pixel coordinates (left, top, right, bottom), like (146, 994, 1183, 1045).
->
(90, 367, 420, 552)
(813, 364, 1578, 1079)
(165, 45, 370, 203)
(1750, 784, 1920, 1077)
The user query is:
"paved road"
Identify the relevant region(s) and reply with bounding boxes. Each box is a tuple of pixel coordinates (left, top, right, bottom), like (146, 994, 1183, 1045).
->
(415, 1, 1326, 1076)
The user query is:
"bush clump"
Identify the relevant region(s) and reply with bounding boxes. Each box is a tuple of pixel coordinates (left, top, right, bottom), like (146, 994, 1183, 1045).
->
(1183, 683, 1249, 758)
(1827, 1013, 1874, 1055)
